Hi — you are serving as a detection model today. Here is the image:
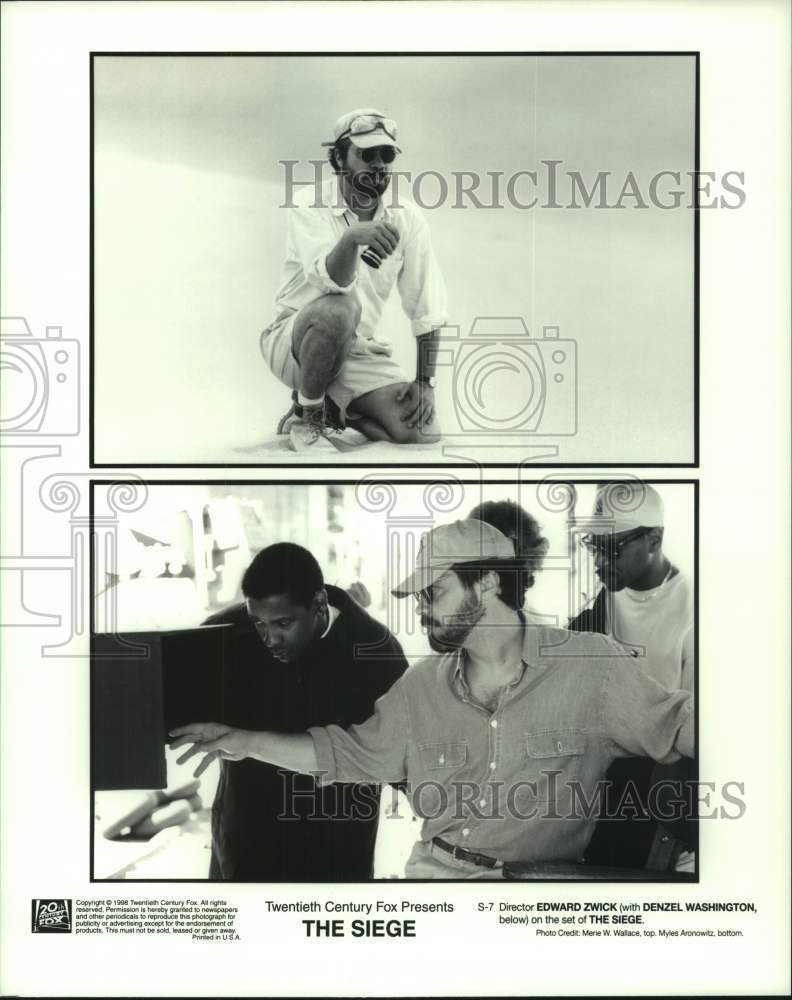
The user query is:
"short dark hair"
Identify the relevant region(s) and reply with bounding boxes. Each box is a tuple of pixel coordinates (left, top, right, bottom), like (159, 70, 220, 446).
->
(241, 542, 324, 608)
(467, 500, 549, 592)
(328, 137, 352, 173)
(452, 559, 532, 612)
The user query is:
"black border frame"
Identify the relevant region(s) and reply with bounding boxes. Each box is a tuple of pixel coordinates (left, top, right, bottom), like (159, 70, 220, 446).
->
(89, 476, 699, 885)
(88, 51, 700, 469)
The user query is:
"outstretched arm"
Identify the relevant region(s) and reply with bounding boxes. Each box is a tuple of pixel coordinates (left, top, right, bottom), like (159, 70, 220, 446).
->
(172, 678, 411, 785)
(169, 722, 318, 779)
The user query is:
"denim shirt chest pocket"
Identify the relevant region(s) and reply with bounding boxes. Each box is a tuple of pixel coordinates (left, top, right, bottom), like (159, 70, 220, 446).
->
(418, 740, 468, 775)
(523, 729, 587, 801)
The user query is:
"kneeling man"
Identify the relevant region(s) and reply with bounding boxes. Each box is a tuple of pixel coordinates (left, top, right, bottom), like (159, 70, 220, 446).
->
(261, 108, 447, 451)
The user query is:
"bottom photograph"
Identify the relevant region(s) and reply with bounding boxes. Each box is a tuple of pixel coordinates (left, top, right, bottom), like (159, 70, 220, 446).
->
(90, 477, 696, 883)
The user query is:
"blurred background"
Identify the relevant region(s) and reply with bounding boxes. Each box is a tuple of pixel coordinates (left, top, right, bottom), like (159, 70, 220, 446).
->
(93, 55, 695, 464)
(92, 480, 694, 879)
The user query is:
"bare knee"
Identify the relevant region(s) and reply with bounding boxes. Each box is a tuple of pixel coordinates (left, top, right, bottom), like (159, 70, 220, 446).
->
(294, 295, 360, 359)
(353, 383, 442, 445)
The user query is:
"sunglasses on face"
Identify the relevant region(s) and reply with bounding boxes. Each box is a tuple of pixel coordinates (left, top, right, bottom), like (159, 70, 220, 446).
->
(355, 145, 398, 164)
(579, 528, 649, 559)
(413, 568, 456, 606)
(414, 584, 436, 606)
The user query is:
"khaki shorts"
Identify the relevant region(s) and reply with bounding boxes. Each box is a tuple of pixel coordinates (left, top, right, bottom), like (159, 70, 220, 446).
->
(260, 312, 409, 420)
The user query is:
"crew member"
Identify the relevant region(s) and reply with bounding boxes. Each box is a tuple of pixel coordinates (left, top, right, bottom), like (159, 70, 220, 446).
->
(261, 108, 447, 451)
(569, 481, 695, 871)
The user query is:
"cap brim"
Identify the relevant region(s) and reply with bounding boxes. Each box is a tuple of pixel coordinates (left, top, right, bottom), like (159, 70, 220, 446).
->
(588, 515, 662, 535)
(349, 133, 400, 151)
(322, 135, 401, 152)
(391, 560, 452, 598)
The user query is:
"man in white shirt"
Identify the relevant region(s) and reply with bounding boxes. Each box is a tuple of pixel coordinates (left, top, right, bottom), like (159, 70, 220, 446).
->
(573, 482, 694, 693)
(260, 108, 448, 452)
(569, 481, 695, 872)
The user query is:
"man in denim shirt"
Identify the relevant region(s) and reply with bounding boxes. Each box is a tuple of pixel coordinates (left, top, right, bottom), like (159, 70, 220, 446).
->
(171, 519, 693, 880)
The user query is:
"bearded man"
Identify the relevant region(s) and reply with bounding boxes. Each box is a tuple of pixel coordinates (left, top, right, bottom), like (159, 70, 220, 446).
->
(261, 108, 447, 451)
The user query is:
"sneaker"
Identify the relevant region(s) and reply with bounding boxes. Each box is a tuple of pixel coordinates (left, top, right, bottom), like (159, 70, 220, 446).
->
(276, 390, 299, 435)
(288, 404, 338, 453)
(277, 392, 345, 434)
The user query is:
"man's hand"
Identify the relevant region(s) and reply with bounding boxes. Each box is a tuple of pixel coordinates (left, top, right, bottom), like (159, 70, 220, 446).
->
(396, 380, 435, 429)
(169, 722, 252, 778)
(344, 221, 400, 259)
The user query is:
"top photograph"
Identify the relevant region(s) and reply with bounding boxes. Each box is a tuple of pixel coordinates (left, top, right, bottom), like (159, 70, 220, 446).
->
(91, 52, 703, 467)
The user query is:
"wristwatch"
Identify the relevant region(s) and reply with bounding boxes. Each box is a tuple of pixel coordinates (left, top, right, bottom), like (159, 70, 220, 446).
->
(416, 375, 437, 389)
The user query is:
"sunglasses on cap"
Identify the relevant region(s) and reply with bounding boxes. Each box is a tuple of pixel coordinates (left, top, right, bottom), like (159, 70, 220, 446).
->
(339, 114, 398, 143)
(579, 528, 650, 559)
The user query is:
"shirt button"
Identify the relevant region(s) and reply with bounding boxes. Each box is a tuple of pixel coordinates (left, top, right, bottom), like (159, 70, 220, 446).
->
(479, 799, 486, 808)
(489, 761, 496, 770)
(462, 828, 470, 837)
(490, 719, 498, 728)
(557, 741, 563, 752)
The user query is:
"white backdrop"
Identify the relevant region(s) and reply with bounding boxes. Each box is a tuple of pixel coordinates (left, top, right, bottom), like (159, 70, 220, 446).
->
(93, 54, 695, 463)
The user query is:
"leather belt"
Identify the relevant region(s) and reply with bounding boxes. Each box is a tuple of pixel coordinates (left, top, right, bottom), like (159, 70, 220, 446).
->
(432, 836, 502, 869)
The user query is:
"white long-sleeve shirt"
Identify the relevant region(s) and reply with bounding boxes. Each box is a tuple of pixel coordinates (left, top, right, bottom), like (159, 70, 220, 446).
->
(269, 176, 448, 354)
(611, 572, 694, 693)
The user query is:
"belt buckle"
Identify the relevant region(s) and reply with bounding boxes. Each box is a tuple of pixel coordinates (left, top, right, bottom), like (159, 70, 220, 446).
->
(452, 844, 465, 862)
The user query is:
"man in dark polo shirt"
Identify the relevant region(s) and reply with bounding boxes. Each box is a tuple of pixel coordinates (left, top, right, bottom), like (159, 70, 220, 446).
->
(202, 542, 407, 880)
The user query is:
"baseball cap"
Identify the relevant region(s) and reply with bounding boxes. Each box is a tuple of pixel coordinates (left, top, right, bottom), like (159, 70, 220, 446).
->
(321, 108, 402, 151)
(589, 482, 664, 535)
(392, 519, 516, 598)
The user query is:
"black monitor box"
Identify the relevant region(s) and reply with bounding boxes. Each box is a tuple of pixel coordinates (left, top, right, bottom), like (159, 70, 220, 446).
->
(91, 624, 233, 791)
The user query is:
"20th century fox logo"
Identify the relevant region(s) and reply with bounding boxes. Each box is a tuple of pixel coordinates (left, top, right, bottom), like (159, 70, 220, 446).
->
(31, 899, 72, 933)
